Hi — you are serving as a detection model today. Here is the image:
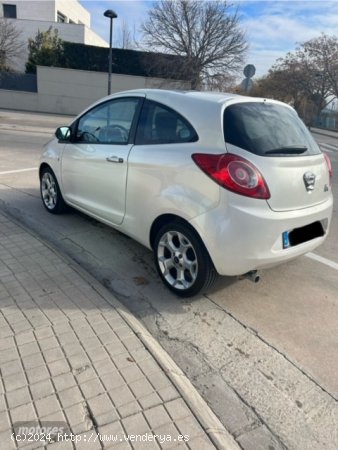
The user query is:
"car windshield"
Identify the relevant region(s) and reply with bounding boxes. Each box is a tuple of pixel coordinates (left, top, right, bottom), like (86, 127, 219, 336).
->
(223, 102, 321, 156)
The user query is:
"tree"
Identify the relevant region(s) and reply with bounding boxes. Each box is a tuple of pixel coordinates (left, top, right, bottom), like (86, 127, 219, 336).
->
(141, 0, 247, 89)
(0, 18, 24, 71)
(117, 20, 136, 50)
(250, 34, 338, 124)
(300, 34, 338, 100)
(25, 27, 63, 73)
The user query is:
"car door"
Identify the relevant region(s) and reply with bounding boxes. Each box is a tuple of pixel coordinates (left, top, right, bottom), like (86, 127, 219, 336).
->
(61, 96, 143, 225)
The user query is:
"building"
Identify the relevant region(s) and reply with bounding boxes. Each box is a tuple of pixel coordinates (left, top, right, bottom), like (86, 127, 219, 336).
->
(0, 0, 108, 72)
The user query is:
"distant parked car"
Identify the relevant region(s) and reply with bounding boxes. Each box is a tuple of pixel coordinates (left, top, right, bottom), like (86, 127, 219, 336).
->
(39, 89, 333, 296)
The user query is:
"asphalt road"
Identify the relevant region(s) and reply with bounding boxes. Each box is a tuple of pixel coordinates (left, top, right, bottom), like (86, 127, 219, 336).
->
(1, 109, 338, 450)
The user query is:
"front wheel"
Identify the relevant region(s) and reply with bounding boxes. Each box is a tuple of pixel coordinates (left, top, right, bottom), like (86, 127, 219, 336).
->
(40, 167, 67, 214)
(154, 221, 217, 297)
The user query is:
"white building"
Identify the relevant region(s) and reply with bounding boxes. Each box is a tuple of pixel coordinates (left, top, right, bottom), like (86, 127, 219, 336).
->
(0, 0, 108, 71)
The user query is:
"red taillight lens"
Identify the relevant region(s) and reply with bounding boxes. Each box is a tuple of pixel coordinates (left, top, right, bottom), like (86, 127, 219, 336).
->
(324, 153, 332, 185)
(192, 153, 270, 199)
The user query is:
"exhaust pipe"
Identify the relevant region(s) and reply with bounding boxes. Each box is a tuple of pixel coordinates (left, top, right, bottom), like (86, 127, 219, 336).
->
(244, 270, 260, 283)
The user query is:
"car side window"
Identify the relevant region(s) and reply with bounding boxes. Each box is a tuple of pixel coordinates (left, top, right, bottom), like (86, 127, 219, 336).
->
(135, 100, 198, 145)
(76, 98, 139, 144)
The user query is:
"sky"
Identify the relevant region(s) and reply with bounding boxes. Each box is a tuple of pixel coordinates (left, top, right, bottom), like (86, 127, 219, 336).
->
(79, 0, 338, 79)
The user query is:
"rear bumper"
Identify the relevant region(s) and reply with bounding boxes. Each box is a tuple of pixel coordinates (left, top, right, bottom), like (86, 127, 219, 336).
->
(189, 193, 333, 276)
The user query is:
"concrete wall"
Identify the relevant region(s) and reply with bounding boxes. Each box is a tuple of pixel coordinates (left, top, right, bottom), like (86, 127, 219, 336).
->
(0, 66, 191, 115)
(55, 0, 90, 26)
(1, 1, 107, 71)
(0, 0, 55, 21)
(0, 0, 90, 25)
(4, 18, 108, 72)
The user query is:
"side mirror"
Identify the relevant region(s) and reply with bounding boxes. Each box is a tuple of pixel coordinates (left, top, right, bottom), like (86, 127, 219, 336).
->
(55, 126, 71, 142)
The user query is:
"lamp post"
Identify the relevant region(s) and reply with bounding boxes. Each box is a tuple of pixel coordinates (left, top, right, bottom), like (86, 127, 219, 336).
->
(104, 9, 118, 95)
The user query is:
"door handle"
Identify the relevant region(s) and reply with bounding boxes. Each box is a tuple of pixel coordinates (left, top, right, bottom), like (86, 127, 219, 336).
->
(106, 156, 124, 163)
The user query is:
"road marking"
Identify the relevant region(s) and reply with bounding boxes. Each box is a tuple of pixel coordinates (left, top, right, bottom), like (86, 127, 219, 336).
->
(0, 168, 37, 175)
(306, 252, 338, 271)
(319, 142, 338, 152)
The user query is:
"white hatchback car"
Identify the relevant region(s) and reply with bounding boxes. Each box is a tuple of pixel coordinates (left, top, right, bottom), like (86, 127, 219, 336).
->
(40, 89, 333, 296)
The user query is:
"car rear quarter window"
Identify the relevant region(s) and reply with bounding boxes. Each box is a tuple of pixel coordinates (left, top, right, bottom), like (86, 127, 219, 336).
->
(224, 102, 321, 156)
(135, 100, 198, 145)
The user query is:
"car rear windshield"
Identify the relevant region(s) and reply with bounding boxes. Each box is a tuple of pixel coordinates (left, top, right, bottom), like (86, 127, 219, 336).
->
(223, 102, 321, 156)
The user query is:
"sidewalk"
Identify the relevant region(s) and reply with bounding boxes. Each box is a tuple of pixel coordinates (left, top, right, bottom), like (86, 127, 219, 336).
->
(0, 211, 238, 450)
(310, 126, 338, 138)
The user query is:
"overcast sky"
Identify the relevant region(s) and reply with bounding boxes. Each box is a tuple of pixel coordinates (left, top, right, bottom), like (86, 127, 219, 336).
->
(79, 0, 338, 79)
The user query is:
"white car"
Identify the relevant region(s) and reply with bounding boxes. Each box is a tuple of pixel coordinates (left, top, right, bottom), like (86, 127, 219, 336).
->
(39, 89, 333, 297)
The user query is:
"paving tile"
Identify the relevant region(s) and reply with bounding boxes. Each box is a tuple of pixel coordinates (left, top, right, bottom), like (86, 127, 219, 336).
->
(88, 393, 115, 417)
(120, 364, 144, 384)
(0, 337, 15, 351)
(3, 372, 27, 392)
(144, 405, 172, 429)
(138, 392, 162, 410)
(22, 353, 45, 371)
(11, 403, 37, 422)
(74, 366, 97, 384)
(35, 394, 60, 417)
(0, 410, 11, 433)
(71, 431, 101, 450)
(18, 341, 40, 358)
(0, 347, 18, 364)
(118, 400, 142, 419)
(59, 386, 84, 408)
(185, 436, 215, 450)
(64, 402, 88, 428)
(98, 421, 126, 447)
(175, 416, 204, 441)
(0, 395, 6, 412)
(93, 358, 116, 377)
(148, 371, 171, 391)
(101, 371, 125, 391)
(7, 386, 31, 408)
(122, 412, 150, 435)
(26, 365, 50, 384)
(158, 386, 180, 403)
(109, 385, 135, 408)
(1, 360, 23, 377)
(80, 378, 105, 399)
(34, 327, 54, 340)
(165, 399, 191, 421)
(48, 359, 70, 377)
(129, 377, 154, 399)
(43, 347, 65, 363)
(30, 379, 54, 400)
(152, 423, 183, 449)
(53, 373, 76, 392)
(39, 336, 59, 351)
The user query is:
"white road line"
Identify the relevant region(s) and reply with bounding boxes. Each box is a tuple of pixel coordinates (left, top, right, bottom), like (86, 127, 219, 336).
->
(319, 142, 338, 152)
(0, 167, 37, 175)
(306, 252, 338, 271)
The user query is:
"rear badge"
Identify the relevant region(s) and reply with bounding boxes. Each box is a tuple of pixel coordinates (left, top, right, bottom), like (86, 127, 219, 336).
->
(303, 171, 316, 191)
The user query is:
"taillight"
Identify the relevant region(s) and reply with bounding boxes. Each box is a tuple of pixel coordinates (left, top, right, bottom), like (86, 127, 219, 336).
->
(323, 153, 332, 185)
(192, 153, 270, 199)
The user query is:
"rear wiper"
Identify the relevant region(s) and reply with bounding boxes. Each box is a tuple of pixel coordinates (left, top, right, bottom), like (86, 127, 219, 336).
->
(265, 146, 308, 155)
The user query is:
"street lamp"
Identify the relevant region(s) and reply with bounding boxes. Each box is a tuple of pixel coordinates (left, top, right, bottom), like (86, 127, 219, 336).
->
(104, 9, 118, 95)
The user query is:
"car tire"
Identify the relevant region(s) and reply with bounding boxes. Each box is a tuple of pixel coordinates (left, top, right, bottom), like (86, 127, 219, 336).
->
(40, 167, 67, 214)
(154, 221, 217, 297)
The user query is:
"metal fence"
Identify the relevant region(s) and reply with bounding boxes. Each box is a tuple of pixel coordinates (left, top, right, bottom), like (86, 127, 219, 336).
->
(0, 72, 37, 92)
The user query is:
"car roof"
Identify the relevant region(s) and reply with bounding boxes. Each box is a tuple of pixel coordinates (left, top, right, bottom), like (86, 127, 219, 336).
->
(114, 88, 243, 105)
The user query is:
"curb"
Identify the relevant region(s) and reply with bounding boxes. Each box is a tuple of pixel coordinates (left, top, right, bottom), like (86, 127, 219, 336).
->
(3, 209, 241, 450)
(311, 128, 338, 139)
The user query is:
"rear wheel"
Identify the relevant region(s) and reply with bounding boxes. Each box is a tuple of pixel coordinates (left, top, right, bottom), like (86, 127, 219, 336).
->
(154, 221, 217, 297)
(40, 167, 67, 214)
